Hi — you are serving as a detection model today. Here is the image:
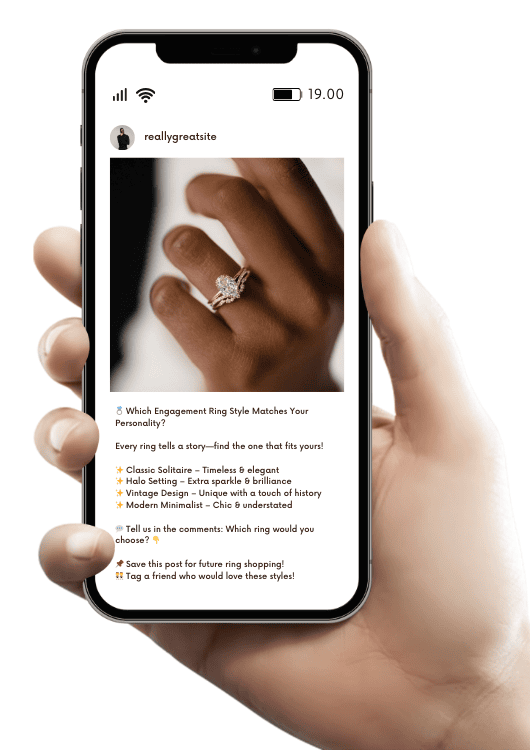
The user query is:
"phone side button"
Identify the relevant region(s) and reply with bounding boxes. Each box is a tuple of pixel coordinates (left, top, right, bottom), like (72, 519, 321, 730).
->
(80, 224, 82, 265)
(371, 181, 374, 223)
(80, 167, 83, 210)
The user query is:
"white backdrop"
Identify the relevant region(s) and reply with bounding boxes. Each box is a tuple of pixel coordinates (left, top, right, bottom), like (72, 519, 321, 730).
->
(2, 3, 529, 748)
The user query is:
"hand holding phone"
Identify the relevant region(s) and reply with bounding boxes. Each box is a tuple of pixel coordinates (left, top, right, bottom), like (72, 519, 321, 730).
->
(35, 220, 530, 749)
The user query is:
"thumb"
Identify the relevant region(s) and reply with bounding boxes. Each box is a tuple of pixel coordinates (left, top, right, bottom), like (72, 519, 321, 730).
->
(361, 221, 486, 448)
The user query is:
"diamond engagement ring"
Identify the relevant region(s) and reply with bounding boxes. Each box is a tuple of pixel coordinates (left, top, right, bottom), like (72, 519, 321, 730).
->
(208, 267, 250, 310)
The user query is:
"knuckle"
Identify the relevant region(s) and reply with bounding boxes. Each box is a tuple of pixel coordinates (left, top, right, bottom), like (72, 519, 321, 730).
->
(230, 346, 273, 391)
(267, 320, 296, 353)
(301, 290, 332, 330)
(429, 295, 450, 330)
(234, 327, 299, 390)
(240, 353, 274, 390)
(415, 280, 451, 332)
(211, 177, 256, 218)
(268, 158, 314, 189)
(243, 314, 296, 356)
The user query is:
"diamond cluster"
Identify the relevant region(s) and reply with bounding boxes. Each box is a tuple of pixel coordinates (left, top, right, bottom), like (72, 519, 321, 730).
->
(216, 275, 240, 300)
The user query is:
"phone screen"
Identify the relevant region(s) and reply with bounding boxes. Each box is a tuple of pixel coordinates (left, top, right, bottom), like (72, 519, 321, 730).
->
(83, 33, 371, 621)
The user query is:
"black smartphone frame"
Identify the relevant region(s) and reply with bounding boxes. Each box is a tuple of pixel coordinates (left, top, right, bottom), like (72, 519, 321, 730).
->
(82, 29, 372, 623)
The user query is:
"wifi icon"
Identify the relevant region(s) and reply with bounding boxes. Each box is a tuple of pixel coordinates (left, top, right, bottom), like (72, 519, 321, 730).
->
(136, 87, 155, 103)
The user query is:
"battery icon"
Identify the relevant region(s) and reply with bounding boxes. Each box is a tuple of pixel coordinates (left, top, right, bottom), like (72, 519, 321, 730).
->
(273, 88, 302, 101)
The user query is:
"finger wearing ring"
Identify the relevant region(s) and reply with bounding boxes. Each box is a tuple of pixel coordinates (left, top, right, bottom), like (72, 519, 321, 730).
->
(208, 267, 250, 310)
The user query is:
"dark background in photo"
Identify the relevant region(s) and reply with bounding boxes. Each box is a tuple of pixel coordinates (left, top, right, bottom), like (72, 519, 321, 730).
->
(110, 158, 155, 376)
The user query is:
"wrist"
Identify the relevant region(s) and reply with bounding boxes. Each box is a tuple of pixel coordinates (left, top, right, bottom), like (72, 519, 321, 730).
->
(445, 621, 530, 749)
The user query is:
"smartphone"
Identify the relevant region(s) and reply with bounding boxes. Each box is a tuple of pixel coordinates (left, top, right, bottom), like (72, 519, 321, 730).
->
(81, 30, 372, 622)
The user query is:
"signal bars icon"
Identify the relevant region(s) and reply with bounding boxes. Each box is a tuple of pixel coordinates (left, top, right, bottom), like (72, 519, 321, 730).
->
(113, 88, 127, 101)
(136, 87, 155, 103)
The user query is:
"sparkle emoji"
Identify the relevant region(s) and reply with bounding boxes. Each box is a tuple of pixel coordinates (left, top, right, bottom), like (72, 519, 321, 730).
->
(116, 501, 123, 508)
(153, 536, 160, 544)
(116, 477, 123, 484)
(116, 467, 123, 473)
(116, 490, 123, 497)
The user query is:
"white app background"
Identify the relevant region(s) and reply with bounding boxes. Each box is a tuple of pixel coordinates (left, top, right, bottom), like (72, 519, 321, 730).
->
(95, 44, 359, 611)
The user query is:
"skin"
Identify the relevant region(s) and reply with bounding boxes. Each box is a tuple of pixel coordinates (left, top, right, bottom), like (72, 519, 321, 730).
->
(35, 159, 530, 749)
(151, 158, 343, 391)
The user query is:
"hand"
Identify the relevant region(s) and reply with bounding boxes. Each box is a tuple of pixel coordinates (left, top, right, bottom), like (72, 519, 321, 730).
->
(150, 159, 343, 391)
(35, 218, 530, 748)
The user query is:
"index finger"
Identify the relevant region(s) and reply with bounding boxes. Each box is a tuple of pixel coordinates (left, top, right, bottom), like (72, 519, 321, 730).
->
(233, 158, 344, 283)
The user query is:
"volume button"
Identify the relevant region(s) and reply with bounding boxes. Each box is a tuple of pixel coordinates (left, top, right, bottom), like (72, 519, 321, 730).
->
(80, 224, 82, 265)
(80, 167, 83, 211)
(371, 181, 374, 223)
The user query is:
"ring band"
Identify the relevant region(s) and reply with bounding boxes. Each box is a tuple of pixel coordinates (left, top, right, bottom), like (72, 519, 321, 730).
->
(208, 267, 250, 310)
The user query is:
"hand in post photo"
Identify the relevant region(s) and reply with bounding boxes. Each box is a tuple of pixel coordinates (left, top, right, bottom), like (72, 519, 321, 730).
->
(110, 158, 344, 392)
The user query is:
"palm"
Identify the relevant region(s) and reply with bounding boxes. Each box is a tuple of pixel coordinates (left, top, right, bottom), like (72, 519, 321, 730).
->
(135, 407, 519, 750)
(35, 221, 528, 750)
(132, 415, 443, 749)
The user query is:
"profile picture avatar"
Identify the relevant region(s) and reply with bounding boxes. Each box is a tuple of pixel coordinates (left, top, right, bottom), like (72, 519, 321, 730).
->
(110, 125, 135, 151)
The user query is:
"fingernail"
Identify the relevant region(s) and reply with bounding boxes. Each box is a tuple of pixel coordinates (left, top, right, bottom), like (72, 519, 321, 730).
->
(49, 418, 79, 451)
(171, 229, 193, 249)
(66, 530, 101, 560)
(39, 323, 73, 365)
